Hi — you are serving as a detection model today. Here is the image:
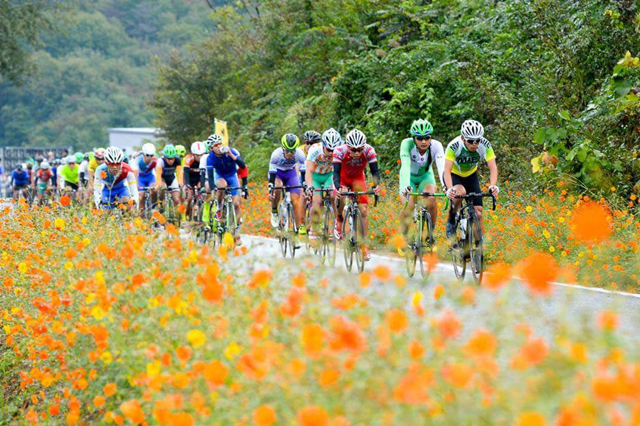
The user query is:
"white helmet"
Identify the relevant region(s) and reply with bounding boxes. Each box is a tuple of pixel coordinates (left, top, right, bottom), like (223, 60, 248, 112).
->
(66, 155, 77, 164)
(104, 146, 124, 164)
(461, 120, 484, 140)
(191, 141, 206, 155)
(40, 161, 50, 169)
(94, 148, 106, 159)
(142, 143, 156, 156)
(207, 134, 223, 146)
(322, 128, 342, 150)
(345, 129, 366, 148)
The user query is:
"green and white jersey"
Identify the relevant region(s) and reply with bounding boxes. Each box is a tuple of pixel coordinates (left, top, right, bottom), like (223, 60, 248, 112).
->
(399, 138, 445, 190)
(444, 136, 496, 177)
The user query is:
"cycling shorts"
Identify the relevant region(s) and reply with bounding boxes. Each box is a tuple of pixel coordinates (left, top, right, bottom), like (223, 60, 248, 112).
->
(37, 182, 51, 194)
(138, 173, 156, 191)
(271, 169, 301, 195)
(312, 172, 333, 190)
(161, 176, 180, 192)
(335, 174, 369, 205)
(102, 184, 131, 203)
(213, 172, 240, 196)
(409, 170, 436, 193)
(452, 172, 483, 207)
(14, 183, 29, 191)
(64, 181, 79, 191)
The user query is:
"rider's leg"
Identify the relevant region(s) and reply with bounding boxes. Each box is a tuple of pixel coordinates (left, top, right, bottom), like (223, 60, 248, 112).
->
(400, 193, 416, 236)
(291, 193, 304, 227)
(271, 177, 283, 210)
(311, 192, 323, 231)
(423, 184, 437, 228)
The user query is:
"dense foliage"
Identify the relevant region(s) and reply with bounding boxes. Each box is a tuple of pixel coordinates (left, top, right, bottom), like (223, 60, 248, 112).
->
(0, 0, 222, 151)
(152, 0, 639, 195)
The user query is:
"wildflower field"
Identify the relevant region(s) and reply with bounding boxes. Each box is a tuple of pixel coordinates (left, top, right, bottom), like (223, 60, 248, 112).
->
(0, 194, 639, 425)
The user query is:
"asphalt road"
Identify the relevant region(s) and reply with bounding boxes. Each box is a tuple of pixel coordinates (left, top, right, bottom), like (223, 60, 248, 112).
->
(239, 234, 640, 350)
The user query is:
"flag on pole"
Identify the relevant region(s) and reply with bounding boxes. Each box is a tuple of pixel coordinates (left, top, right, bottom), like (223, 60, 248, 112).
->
(214, 118, 229, 146)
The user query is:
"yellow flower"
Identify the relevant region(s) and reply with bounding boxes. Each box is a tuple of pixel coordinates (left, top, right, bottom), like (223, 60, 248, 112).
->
(549, 246, 556, 253)
(81, 238, 91, 248)
(224, 342, 242, 360)
(91, 306, 106, 320)
(411, 291, 423, 308)
(64, 261, 74, 270)
(525, 206, 533, 213)
(146, 360, 161, 377)
(54, 217, 65, 230)
(18, 262, 28, 274)
(101, 352, 113, 364)
(81, 216, 88, 225)
(542, 230, 551, 239)
(187, 329, 206, 348)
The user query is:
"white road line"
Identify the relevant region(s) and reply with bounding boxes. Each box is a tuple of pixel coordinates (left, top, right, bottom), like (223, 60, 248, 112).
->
(242, 234, 640, 299)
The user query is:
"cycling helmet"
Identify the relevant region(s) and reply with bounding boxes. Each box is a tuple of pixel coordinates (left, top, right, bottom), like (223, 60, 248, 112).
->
(191, 141, 206, 155)
(26, 163, 33, 169)
(410, 119, 433, 137)
(345, 129, 366, 148)
(304, 130, 321, 144)
(75, 152, 84, 163)
(104, 146, 124, 164)
(322, 128, 342, 150)
(163, 144, 178, 158)
(66, 155, 77, 164)
(41, 161, 50, 169)
(142, 143, 156, 156)
(175, 145, 187, 157)
(207, 134, 223, 147)
(281, 133, 300, 150)
(94, 148, 106, 159)
(461, 120, 484, 139)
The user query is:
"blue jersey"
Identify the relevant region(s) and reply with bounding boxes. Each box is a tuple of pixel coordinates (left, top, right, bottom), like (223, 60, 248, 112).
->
(11, 170, 30, 185)
(206, 149, 241, 178)
(136, 155, 157, 176)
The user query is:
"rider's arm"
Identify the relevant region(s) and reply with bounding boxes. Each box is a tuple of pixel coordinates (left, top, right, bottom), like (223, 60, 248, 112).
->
(176, 165, 183, 186)
(432, 141, 446, 189)
(443, 160, 454, 190)
(155, 163, 164, 187)
(184, 167, 192, 187)
(332, 162, 342, 189)
(368, 161, 381, 186)
(268, 171, 277, 185)
(487, 158, 498, 187)
(93, 174, 104, 207)
(305, 160, 315, 187)
(125, 172, 139, 207)
(399, 139, 412, 192)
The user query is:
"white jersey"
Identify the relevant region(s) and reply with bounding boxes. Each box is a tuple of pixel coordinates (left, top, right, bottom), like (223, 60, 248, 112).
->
(268, 147, 306, 173)
(79, 160, 89, 176)
(199, 153, 209, 171)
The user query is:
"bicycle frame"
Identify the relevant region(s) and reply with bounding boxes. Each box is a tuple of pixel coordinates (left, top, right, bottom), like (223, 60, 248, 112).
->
(339, 190, 378, 273)
(271, 185, 305, 258)
(403, 192, 446, 279)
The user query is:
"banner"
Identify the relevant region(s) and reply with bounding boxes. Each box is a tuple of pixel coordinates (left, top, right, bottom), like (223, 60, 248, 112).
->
(214, 118, 229, 146)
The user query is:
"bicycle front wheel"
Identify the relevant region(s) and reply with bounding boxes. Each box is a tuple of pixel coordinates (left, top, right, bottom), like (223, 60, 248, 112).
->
(322, 206, 337, 267)
(452, 216, 466, 281)
(354, 208, 366, 273)
(342, 209, 354, 271)
(418, 210, 434, 280)
(468, 215, 484, 284)
(405, 215, 418, 278)
(287, 204, 297, 258)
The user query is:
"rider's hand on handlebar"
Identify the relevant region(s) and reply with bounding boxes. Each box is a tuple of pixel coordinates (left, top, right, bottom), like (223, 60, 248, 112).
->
(401, 186, 412, 197)
(488, 185, 500, 197)
(373, 185, 381, 196)
(446, 187, 456, 200)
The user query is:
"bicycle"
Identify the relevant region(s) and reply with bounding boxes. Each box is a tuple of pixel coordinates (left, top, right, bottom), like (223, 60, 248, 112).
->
(191, 188, 212, 244)
(311, 188, 337, 266)
(212, 186, 243, 248)
(404, 192, 446, 279)
(139, 187, 155, 219)
(271, 185, 305, 258)
(158, 188, 181, 227)
(340, 190, 378, 273)
(450, 192, 496, 284)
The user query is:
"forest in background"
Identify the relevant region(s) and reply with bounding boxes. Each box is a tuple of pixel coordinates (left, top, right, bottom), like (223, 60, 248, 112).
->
(0, 0, 228, 151)
(152, 0, 639, 196)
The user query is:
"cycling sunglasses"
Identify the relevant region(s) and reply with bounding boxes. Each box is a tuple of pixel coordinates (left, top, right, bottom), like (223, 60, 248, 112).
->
(414, 135, 431, 141)
(349, 147, 364, 153)
(466, 138, 481, 145)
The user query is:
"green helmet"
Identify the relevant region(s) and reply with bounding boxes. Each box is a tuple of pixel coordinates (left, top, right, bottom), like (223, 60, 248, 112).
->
(175, 144, 187, 157)
(281, 133, 300, 150)
(410, 119, 433, 137)
(163, 144, 178, 158)
(75, 152, 84, 162)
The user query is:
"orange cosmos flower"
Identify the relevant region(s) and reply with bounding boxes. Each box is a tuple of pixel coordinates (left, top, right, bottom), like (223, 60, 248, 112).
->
(515, 412, 546, 426)
(442, 362, 475, 389)
(93, 395, 105, 408)
(393, 363, 434, 404)
(318, 368, 341, 388)
(463, 329, 497, 358)
(104, 383, 117, 397)
(597, 311, 619, 331)
(120, 399, 145, 424)
(482, 262, 512, 291)
(436, 309, 461, 340)
(372, 265, 392, 281)
(203, 360, 228, 386)
(297, 406, 330, 426)
(512, 337, 549, 369)
(328, 315, 367, 353)
(301, 323, 324, 359)
(570, 201, 612, 244)
(518, 252, 558, 296)
(359, 272, 372, 288)
(385, 309, 408, 333)
(254, 405, 277, 426)
(408, 340, 425, 360)
(59, 195, 71, 206)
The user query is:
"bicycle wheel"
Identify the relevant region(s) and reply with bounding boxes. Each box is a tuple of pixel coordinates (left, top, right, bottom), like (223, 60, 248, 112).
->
(304, 201, 313, 254)
(452, 215, 466, 281)
(418, 210, 434, 280)
(288, 204, 297, 258)
(278, 201, 288, 257)
(405, 214, 418, 278)
(322, 206, 337, 266)
(468, 215, 484, 284)
(342, 208, 354, 272)
(354, 208, 366, 273)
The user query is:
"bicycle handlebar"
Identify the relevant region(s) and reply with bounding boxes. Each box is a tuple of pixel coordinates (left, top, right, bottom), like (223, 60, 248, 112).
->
(340, 190, 379, 207)
(271, 185, 305, 191)
(454, 192, 497, 211)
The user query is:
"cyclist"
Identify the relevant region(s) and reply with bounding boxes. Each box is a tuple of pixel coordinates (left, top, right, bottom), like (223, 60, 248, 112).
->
(399, 119, 446, 237)
(184, 141, 207, 220)
(305, 128, 342, 235)
(35, 161, 54, 205)
(176, 145, 187, 165)
(444, 119, 499, 240)
(332, 129, 381, 261)
(11, 164, 31, 201)
(155, 144, 183, 213)
(93, 147, 138, 210)
(88, 148, 106, 194)
(303, 130, 322, 155)
(206, 137, 246, 242)
(268, 134, 307, 235)
(133, 143, 158, 213)
(60, 155, 80, 201)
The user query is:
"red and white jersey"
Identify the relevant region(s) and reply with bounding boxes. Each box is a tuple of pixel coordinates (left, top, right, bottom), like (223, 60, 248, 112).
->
(332, 144, 377, 179)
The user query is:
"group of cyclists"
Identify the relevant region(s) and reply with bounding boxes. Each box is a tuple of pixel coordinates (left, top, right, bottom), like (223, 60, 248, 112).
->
(10, 118, 499, 259)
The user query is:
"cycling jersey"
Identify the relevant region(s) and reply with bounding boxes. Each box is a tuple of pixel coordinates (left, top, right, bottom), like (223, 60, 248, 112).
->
(11, 170, 30, 186)
(445, 136, 495, 177)
(36, 169, 53, 183)
(306, 144, 333, 174)
(332, 144, 377, 181)
(207, 148, 243, 178)
(88, 158, 99, 173)
(268, 147, 306, 173)
(135, 155, 157, 176)
(399, 138, 446, 193)
(183, 154, 203, 187)
(156, 157, 182, 188)
(60, 165, 79, 184)
(93, 163, 138, 206)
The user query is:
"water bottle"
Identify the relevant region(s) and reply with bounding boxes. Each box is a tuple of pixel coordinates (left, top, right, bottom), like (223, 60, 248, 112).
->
(459, 217, 467, 239)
